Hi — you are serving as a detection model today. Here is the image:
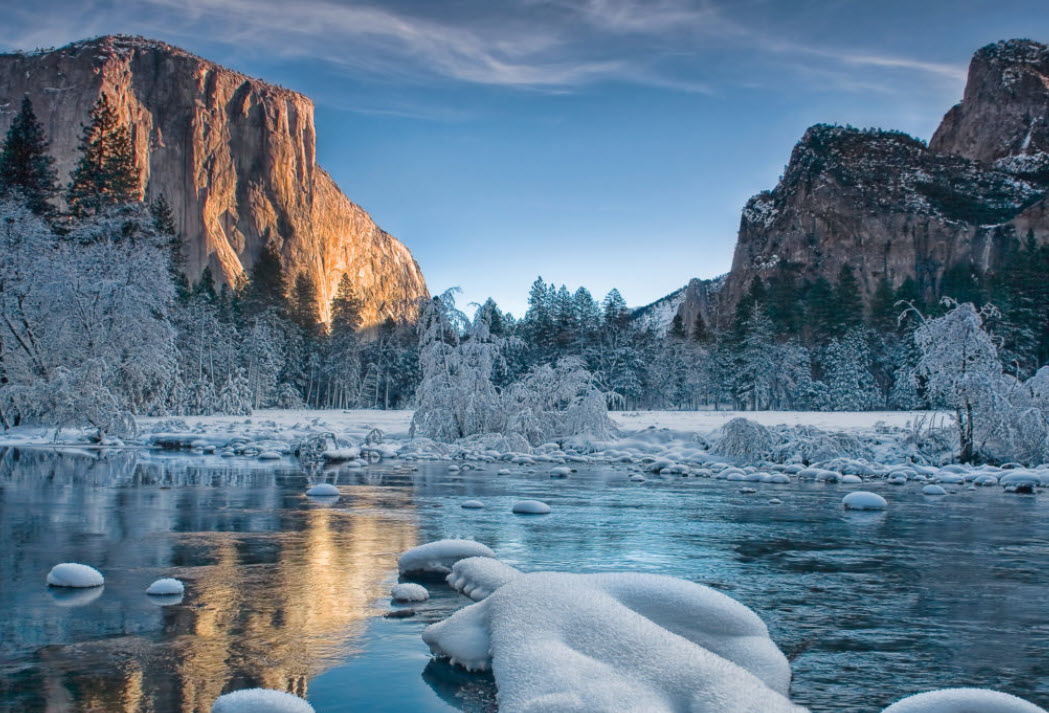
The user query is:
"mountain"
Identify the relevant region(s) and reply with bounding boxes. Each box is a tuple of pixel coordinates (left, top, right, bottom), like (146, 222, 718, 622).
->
(632, 277, 723, 336)
(661, 38, 1049, 334)
(0, 35, 428, 327)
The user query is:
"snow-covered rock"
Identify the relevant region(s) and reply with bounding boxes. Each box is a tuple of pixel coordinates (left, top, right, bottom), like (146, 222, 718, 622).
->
(549, 466, 572, 477)
(146, 578, 185, 595)
(843, 491, 888, 511)
(46, 563, 104, 588)
(423, 570, 804, 713)
(461, 499, 485, 509)
(447, 557, 522, 601)
(391, 583, 430, 602)
(512, 500, 551, 515)
(922, 485, 948, 496)
(305, 483, 339, 497)
(881, 688, 1047, 713)
(258, 451, 282, 460)
(398, 539, 496, 576)
(211, 688, 315, 713)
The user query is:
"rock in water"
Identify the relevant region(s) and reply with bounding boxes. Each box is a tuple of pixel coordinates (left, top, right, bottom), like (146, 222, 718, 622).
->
(211, 688, 315, 713)
(391, 583, 429, 602)
(46, 563, 104, 588)
(881, 688, 1048, 713)
(146, 578, 185, 595)
(0, 35, 427, 328)
(843, 491, 888, 511)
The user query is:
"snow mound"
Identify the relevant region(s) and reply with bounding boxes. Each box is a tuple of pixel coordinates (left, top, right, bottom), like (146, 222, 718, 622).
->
(549, 466, 572, 478)
(258, 451, 282, 460)
(881, 688, 1047, 713)
(46, 563, 104, 588)
(922, 485, 948, 496)
(843, 491, 888, 510)
(398, 539, 496, 576)
(391, 582, 430, 602)
(447, 557, 522, 601)
(146, 578, 185, 595)
(423, 571, 803, 713)
(211, 688, 315, 713)
(512, 500, 551, 515)
(461, 499, 485, 509)
(305, 483, 339, 497)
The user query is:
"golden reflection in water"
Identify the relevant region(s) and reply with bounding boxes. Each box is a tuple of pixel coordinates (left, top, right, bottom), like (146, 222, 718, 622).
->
(39, 485, 417, 713)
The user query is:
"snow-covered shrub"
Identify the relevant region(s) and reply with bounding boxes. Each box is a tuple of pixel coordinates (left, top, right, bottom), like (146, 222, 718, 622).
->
(713, 418, 775, 461)
(771, 425, 871, 463)
(503, 357, 616, 446)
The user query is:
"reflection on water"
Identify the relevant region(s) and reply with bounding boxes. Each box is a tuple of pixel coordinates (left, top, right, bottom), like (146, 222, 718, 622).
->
(0, 448, 417, 713)
(3, 449, 1049, 713)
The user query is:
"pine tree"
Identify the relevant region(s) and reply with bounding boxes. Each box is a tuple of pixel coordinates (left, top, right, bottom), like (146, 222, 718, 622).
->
(833, 264, 863, 336)
(602, 288, 629, 329)
(0, 96, 58, 215)
(66, 93, 139, 217)
(867, 277, 898, 333)
(691, 312, 712, 344)
(330, 273, 363, 335)
(242, 242, 288, 318)
(669, 313, 687, 340)
(150, 196, 189, 301)
(289, 271, 321, 336)
(804, 277, 836, 342)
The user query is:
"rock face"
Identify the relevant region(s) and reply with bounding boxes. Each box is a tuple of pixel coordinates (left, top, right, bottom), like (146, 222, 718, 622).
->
(633, 277, 722, 337)
(0, 35, 428, 327)
(702, 39, 1049, 325)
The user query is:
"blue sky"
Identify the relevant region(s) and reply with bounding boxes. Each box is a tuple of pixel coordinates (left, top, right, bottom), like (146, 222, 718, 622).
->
(3, 1, 1048, 316)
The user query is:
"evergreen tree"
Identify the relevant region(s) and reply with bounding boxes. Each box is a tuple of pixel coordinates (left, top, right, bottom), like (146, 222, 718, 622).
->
(66, 93, 139, 217)
(669, 313, 687, 340)
(867, 277, 898, 333)
(0, 96, 58, 215)
(241, 242, 288, 318)
(766, 266, 801, 338)
(602, 288, 629, 329)
(330, 273, 363, 335)
(804, 277, 836, 342)
(476, 297, 506, 336)
(289, 271, 321, 337)
(833, 264, 864, 336)
(734, 277, 768, 339)
(193, 265, 218, 303)
(150, 196, 188, 301)
(691, 312, 712, 344)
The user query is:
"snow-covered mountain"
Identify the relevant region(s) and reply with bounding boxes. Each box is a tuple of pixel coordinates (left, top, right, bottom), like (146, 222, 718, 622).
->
(0, 35, 428, 327)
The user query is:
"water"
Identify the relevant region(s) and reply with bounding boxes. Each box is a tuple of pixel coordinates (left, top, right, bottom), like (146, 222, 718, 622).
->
(1, 448, 1048, 712)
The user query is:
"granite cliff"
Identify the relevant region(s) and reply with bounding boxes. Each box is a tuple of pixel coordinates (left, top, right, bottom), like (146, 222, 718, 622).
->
(0, 35, 428, 326)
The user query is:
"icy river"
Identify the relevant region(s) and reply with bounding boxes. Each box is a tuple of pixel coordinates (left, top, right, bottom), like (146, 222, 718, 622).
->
(1, 447, 1048, 713)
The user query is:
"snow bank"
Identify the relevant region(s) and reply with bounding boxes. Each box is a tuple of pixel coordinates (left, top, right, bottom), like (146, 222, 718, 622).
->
(391, 583, 430, 602)
(211, 688, 315, 713)
(146, 578, 185, 595)
(447, 557, 522, 601)
(305, 483, 339, 497)
(398, 539, 496, 576)
(881, 688, 1047, 713)
(512, 500, 551, 515)
(843, 492, 888, 511)
(423, 570, 804, 713)
(46, 563, 104, 588)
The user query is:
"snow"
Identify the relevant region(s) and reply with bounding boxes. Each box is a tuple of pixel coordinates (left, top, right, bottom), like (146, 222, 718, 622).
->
(46, 563, 104, 588)
(423, 570, 804, 713)
(391, 583, 430, 602)
(461, 499, 485, 509)
(922, 485, 948, 496)
(447, 557, 522, 601)
(145, 578, 185, 595)
(880, 688, 1047, 713)
(305, 483, 339, 497)
(397, 539, 496, 576)
(843, 492, 888, 511)
(211, 688, 315, 713)
(549, 466, 572, 477)
(512, 500, 552, 515)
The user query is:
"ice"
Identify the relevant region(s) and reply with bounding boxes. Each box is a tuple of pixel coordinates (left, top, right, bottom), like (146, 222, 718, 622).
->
(843, 491, 888, 510)
(145, 578, 185, 595)
(461, 499, 485, 509)
(423, 570, 804, 713)
(512, 500, 551, 515)
(211, 688, 315, 713)
(398, 539, 496, 576)
(391, 582, 430, 602)
(447, 557, 522, 601)
(880, 688, 1047, 713)
(46, 563, 104, 588)
(305, 483, 339, 497)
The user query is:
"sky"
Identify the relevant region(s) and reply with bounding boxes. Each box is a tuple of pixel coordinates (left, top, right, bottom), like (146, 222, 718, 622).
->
(3, 1, 1049, 316)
